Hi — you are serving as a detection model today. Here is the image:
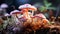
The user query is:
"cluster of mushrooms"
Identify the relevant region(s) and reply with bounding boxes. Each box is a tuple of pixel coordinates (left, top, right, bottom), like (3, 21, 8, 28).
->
(9, 4, 50, 33)
(0, 4, 60, 34)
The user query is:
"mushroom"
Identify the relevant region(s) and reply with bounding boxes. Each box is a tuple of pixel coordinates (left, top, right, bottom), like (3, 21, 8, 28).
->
(18, 4, 37, 34)
(10, 10, 21, 17)
(0, 3, 8, 15)
(18, 4, 37, 19)
(0, 3, 8, 9)
(4, 13, 10, 20)
(10, 10, 22, 23)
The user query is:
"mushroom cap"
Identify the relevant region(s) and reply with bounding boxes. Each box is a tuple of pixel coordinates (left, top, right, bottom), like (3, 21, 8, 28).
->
(28, 6, 37, 11)
(35, 13, 46, 19)
(10, 10, 21, 15)
(19, 4, 31, 9)
(0, 3, 8, 8)
(19, 4, 37, 11)
(4, 13, 10, 16)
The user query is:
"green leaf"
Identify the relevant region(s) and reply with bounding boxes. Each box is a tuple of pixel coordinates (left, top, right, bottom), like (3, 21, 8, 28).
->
(44, 0, 52, 7)
(39, 0, 56, 12)
(39, 6, 46, 12)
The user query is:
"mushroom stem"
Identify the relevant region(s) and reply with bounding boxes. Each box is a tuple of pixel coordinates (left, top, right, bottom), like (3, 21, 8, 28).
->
(16, 14, 18, 18)
(32, 10, 34, 16)
(26, 12, 28, 18)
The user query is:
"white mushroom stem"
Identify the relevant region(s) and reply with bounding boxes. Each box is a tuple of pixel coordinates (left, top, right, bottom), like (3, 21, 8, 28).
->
(32, 11, 34, 16)
(11, 14, 17, 23)
(32, 10, 34, 16)
(11, 14, 19, 22)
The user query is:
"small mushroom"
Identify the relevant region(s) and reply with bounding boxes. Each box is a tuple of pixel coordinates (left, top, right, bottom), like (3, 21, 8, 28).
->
(10, 10, 22, 24)
(10, 10, 21, 17)
(0, 3, 8, 9)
